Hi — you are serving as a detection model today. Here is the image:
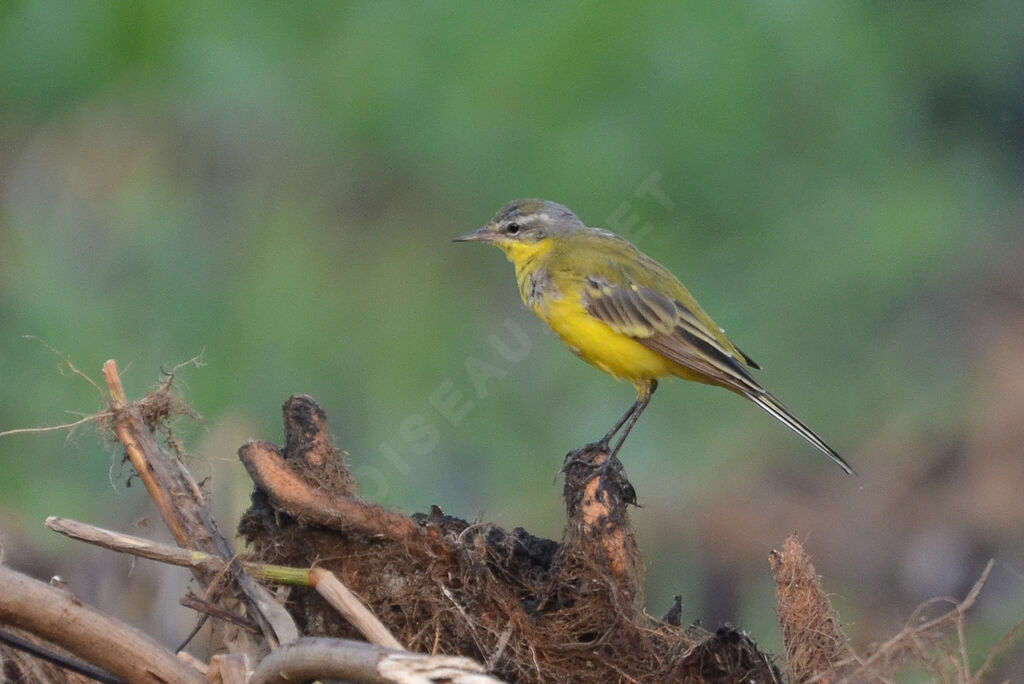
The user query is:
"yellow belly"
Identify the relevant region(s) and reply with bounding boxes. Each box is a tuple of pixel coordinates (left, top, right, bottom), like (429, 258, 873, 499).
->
(536, 291, 681, 385)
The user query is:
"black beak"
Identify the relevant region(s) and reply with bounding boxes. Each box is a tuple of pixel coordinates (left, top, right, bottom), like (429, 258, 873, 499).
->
(452, 225, 497, 243)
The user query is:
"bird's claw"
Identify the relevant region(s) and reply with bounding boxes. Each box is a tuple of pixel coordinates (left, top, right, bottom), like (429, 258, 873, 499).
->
(562, 439, 610, 471)
(561, 442, 636, 505)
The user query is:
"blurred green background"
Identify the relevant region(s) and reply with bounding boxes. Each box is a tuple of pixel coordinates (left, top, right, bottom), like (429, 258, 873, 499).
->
(2, 1, 1023, 675)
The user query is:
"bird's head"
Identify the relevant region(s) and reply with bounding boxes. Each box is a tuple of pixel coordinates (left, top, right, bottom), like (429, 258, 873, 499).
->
(453, 199, 584, 256)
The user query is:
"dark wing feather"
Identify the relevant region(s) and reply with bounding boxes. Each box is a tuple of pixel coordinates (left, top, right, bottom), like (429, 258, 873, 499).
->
(582, 276, 761, 394)
(583, 275, 676, 337)
(643, 308, 762, 394)
(581, 273, 854, 474)
(733, 345, 761, 370)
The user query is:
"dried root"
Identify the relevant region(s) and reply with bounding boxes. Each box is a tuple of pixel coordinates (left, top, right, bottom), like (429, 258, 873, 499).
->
(238, 394, 780, 683)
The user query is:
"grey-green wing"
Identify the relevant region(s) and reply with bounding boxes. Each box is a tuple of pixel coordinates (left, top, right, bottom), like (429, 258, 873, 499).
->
(581, 273, 762, 394)
(573, 233, 854, 474)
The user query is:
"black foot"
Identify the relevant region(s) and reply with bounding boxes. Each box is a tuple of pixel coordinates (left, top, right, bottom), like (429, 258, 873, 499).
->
(561, 442, 636, 506)
(562, 439, 610, 470)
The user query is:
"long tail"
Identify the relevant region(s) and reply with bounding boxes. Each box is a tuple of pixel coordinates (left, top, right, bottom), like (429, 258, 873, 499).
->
(746, 391, 855, 475)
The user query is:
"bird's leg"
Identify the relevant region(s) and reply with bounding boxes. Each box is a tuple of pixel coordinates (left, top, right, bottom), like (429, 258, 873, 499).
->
(595, 397, 643, 449)
(565, 399, 637, 463)
(565, 380, 658, 469)
(606, 379, 657, 462)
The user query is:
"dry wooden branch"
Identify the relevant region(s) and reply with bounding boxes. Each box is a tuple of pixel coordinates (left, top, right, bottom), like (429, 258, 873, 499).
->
(45, 516, 309, 585)
(239, 438, 424, 541)
(0, 626, 123, 684)
(101, 360, 298, 651)
(46, 515, 212, 569)
(103, 360, 189, 545)
(208, 654, 249, 684)
(843, 559, 996, 682)
(0, 564, 205, 684)
(181, 593, 260, 634)
(46, 515, 405, 650)
(310, 567, 405, 650)
(973, 610, 1024, 682)
(248, 636, 502, 684)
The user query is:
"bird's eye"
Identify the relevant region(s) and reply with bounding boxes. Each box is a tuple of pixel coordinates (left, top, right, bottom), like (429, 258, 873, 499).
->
(506, 222, 521, 235)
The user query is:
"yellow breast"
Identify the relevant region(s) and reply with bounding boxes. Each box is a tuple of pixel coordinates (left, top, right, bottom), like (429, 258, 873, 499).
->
(536, 288, 680, 384)
(502, 236, 681, 385)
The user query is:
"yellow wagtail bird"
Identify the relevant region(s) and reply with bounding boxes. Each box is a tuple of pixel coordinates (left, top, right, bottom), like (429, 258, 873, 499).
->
(454, 199, 854, 475)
